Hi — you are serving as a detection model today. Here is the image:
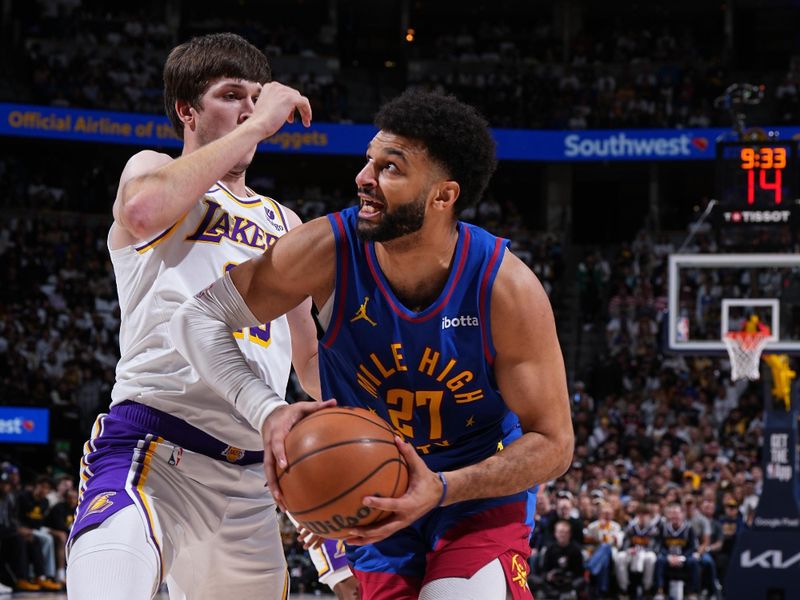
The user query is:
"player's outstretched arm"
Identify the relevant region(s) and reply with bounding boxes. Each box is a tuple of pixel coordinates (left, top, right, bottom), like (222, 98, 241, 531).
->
(346, 250, 573, 545)
(169, 216, 336, 505)
(112, 82, 312, 246)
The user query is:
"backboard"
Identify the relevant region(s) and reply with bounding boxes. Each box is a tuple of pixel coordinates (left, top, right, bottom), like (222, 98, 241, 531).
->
(667, 253, 800, 354)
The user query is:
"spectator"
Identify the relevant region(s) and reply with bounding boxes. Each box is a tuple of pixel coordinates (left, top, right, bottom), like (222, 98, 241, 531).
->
(530, 519, 587, 600)
(716, 498, 744, 580)
(530, 491, 555, 563)
(616, 503, 659, 598)
(545, 491, 585, 551)
(654, 503, 701, 600)
(16, 475, 64, 589)
(584, 502, 624, 597)
(0, 470, 55, 592)
(700, 498, 724, 595)
(46, 474, 75, 509)
(45, 489, 78, 536)
(684, 495, 721, 597)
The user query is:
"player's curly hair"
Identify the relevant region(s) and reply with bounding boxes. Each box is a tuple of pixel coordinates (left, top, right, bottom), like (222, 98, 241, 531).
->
(164, 32, 271, 136)
(374, 89, 497, 208)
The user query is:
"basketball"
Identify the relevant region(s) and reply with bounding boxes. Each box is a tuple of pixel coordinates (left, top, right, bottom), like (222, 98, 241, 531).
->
(277, 407, 409, 539)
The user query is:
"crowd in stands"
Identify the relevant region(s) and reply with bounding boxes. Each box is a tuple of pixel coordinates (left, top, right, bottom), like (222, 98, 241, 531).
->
(774, 55, 800, 124)
(5, 1, 798, 130)
(6, 0, 348, 122)
(406, 16, 734, 130)
(0, 209, 119, 438)
(0, 463, 76, 592)
(535, 234, 765, 599)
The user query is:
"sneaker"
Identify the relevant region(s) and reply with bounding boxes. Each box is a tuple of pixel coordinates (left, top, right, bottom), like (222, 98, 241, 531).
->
(653, 591, 666, 600)
(687, 594, 699, 600)
(38, 577, 65, 591)
(15, 579, 42, 592)
(0, 581, 11, 594)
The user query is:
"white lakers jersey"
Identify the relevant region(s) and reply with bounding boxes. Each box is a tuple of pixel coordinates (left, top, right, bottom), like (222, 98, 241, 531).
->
(108, 181, 293, 449)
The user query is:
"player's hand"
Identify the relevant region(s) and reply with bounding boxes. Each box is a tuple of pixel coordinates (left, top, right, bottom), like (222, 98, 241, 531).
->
(262, 399, 337, 510)
(333, 576, 361, 600)
(344, 436, 442, 546)
(248, 81, 312, 138)
(296, 523, 325, 550)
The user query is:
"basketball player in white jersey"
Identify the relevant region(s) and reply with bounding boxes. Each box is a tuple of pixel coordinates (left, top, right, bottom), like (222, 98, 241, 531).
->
(66, 33, 333, 600)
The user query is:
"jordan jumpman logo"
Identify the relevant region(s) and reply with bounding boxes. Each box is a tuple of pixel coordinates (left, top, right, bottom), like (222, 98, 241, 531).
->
(351, 296, 377, 326)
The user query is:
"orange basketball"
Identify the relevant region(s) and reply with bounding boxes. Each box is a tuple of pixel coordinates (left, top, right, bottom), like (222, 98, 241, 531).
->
(277, 406, 409, 539)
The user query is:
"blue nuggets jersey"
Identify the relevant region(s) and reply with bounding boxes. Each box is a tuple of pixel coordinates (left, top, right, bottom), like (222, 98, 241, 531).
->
(318, 206, 520, 473)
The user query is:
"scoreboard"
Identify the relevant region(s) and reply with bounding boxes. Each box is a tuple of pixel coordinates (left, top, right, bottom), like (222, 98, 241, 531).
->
(717, 140, 799, 225)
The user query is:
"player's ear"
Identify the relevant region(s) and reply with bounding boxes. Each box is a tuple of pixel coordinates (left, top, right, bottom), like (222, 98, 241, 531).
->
(432, 180, 460, 211)
(175, 99, 196, 132)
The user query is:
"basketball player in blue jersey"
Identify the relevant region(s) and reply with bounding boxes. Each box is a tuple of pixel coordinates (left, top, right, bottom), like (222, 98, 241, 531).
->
(171, 89, 574, 599)
(66, 33, 335, 600)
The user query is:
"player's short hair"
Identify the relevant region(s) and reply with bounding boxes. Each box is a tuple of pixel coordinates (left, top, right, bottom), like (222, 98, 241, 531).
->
(374, 89, 497, 208)
(163, 32, 271, 136)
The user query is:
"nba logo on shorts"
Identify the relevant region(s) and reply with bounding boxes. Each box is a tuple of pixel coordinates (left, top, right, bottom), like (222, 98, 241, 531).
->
(168, 446, 183, 466)
(221, 445, 245, 463)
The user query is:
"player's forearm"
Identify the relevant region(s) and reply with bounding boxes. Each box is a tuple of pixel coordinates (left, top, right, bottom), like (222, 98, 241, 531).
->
(169, 273, 288, 432)
(120, 122, 265, 238)
(286, 296, 322, 401)
(295, 353, 321, 400)
(441, 429, 572, 505)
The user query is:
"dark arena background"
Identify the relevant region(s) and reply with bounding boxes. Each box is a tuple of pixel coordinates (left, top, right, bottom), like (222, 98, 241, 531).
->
(1, 1, 799, 598)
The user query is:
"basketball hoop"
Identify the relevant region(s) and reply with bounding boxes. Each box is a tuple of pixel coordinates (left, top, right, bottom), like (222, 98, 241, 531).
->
(723, 331, 771, 381)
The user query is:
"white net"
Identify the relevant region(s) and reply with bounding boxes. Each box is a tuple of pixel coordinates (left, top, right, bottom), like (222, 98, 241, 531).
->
(723, 332, 771, 381)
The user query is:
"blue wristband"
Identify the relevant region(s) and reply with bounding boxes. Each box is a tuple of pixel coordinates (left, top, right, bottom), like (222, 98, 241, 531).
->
(436, 471, 448, 507)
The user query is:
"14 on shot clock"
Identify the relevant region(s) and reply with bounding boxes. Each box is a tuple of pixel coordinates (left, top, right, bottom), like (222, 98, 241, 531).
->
(717, 139, 799, 224)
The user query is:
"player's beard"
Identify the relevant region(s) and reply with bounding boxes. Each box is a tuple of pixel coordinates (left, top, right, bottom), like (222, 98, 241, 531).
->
(356, 189, 427, 242)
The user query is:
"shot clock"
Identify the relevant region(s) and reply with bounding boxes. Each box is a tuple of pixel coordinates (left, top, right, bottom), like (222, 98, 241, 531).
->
(716, 140, 798, 208)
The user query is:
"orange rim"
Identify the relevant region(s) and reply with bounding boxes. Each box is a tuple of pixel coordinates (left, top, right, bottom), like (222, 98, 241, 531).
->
(724, 331, 770, 351)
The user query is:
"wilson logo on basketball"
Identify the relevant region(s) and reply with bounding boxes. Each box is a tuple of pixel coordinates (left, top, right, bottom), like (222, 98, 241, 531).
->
(299, 507, 373, 536)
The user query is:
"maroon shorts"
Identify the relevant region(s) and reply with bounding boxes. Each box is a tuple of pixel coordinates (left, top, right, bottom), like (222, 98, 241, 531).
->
(353, 501, 534, 600)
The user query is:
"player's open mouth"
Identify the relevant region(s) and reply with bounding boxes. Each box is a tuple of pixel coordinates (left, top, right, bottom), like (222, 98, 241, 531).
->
(359, 197, 384, 219)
